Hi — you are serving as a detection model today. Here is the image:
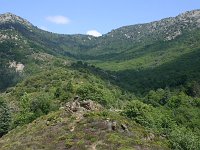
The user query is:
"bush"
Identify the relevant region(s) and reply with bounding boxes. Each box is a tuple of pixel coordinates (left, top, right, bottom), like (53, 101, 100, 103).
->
(54, 81, 74, 102)
(13, 93, 57, 128)
(122, 100, 155, 127)
(76, 84, 107, 106)
(169, 127, 200, 150)
(30, 94, 56, 117)
(123, 100, 176, 134)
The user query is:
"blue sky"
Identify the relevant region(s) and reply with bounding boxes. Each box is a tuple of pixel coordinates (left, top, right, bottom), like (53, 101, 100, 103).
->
(0, 0, 200, 36)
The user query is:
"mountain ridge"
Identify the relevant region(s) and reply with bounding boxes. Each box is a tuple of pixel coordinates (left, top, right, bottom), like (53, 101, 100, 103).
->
(1, 9, 200, 36)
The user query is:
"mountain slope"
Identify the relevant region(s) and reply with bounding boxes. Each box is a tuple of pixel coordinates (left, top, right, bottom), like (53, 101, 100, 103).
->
(87, 10, 200, 93)
(0, 13, 94, 90)
(0, 12, 96, 55)
(73, 9, 200, 58)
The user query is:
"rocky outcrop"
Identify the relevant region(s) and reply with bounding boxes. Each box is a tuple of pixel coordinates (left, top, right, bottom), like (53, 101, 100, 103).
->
(107, 9, 200, 42)
(65, 98, 102, 113)
(9, 61, 25, 72)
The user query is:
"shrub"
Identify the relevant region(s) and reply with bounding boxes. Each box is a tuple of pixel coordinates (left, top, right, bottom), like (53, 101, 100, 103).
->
(169, 127, 200, 150)
(123, 100, 176, 134)
(13, 93, 57, 128)
(30, 94, 56, 117)
(76, 84, 107, 106)
(122, 100, 155, 127)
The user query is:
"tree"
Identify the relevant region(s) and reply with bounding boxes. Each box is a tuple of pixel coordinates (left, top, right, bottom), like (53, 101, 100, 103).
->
(0, 98, 11, 137)
(12, 93, 34, 128)
(187, 81, 200, 97)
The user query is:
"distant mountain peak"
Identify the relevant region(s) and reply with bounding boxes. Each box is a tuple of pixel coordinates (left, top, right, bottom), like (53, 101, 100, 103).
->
(179, 9, 200, 18)
(0, 12, 33, 27)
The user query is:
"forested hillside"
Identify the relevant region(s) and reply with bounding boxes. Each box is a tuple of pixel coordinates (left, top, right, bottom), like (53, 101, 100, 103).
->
(0, 10, 200, 149)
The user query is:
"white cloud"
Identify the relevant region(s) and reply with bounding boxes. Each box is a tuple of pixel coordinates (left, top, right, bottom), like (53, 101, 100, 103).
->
(39, 26, 48, 31)
(46, 15, 70, 25)
(86, 30, 102, 37)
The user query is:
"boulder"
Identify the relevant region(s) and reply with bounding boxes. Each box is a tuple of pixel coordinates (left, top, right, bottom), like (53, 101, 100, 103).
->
(111, 121, 117, 131)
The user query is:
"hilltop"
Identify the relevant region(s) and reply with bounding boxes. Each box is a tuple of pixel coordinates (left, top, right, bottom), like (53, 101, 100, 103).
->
(0, 99, 169, 150)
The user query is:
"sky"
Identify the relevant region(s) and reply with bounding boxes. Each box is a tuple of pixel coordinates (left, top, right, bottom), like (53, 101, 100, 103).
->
(0, 0, 200, 36)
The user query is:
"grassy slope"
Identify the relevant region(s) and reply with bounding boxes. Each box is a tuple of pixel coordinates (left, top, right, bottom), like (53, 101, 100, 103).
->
(0, 109, 169, 150)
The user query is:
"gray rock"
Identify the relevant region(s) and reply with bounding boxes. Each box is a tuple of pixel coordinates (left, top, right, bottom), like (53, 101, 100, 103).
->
(112, 121, 117, 131)
(121, 123, 129, 132)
